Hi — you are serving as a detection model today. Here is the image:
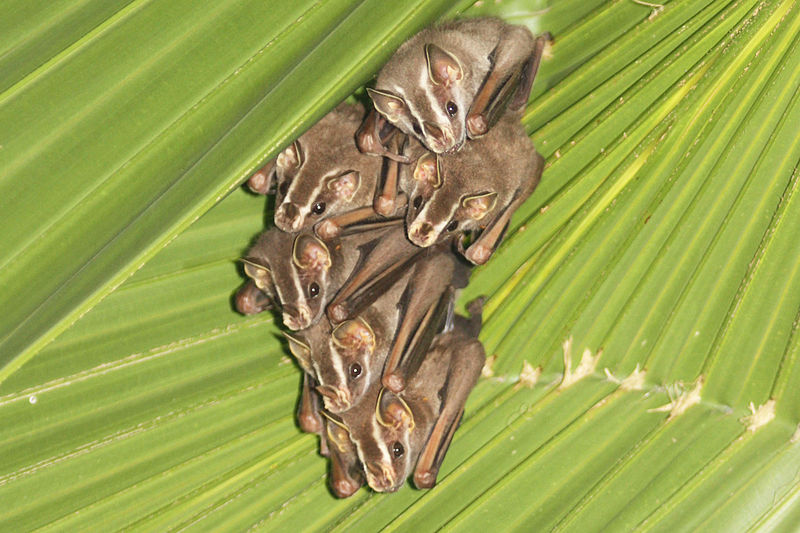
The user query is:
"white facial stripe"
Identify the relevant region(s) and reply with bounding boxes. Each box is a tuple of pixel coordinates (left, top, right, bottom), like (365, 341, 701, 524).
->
(329, 339, 348, 391)
(286, 171, 337, 218)
(373, 416, 392, 466)
(282, 262, 307, 315)
(415, 193, 459, 237)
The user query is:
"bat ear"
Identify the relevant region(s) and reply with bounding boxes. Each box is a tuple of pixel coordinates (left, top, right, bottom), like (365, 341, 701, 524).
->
(241, 258, 272, 290)
(326, 171, 361, 202)
(461, 191, 498, 221)
(276, 140, 303, 172)
(425, 43, 462, 87)
(324, 414, 352, 454)
(331, 317, 375, 353)
(376, 388, 415, 431)
(283, 331, 313, 373)
(292, 234, 332, 271)
(367, 88, 408, 123)
(413, 152, 442, 189)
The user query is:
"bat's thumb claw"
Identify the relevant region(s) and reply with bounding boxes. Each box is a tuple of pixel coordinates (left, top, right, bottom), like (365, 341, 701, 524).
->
(382, 372, 405, 394)
(414, 469, 437, 489)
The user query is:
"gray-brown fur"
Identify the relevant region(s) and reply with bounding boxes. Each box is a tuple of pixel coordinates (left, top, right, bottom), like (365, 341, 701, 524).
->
(368, 18, 545, 154)
(399, 112, 544, 264)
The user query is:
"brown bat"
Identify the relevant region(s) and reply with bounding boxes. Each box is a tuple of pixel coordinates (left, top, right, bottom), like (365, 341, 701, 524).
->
(286, 263, 409, 414)
(246, 102, 398, 234)
(399, 111, 544, 265)
(293, 370, 364, 497)
(321, 413, 365, 498)
(334, 298, 485, 493)
(238, 222, 406, 329)
(285, 240, 469, 412)
(360, 17, 549, 155)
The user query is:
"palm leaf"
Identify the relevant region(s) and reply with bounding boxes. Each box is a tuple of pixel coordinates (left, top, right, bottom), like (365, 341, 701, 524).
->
(2, 0, 799, 530)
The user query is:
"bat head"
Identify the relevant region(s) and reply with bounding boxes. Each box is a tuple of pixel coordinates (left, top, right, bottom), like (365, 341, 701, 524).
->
(403, 149, 500, 248)
(403, 115, 535, 251)
(244, 229, 336, 330)
(313, 317, 377, 413)
(273, 103, 380, 232)
(337, 384, 417, 493)
(370, 42, 472, 154)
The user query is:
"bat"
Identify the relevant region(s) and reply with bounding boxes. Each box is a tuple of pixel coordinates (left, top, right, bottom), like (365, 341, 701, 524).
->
(241, 228, 337, 330)
(240, 222, 402, 330)
(294, 370, 364, 497)
(245, 102, 401, 235)
(362, 17, 549, 155)
(321, 413, 365, 498)
(400, 111, 544, 265)
(333, 298, 486, 492)
(288, 263, 409, 414)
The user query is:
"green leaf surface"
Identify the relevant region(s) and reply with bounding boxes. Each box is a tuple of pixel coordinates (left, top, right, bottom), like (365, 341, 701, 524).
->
(2, 0, 800, 530)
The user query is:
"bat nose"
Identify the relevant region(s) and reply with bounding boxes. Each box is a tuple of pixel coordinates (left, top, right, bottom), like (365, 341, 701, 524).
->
(315, 385, 351, 412)
(282, 304, 311, 330)
(274, 202, 302, 232)
(408, 220, 436, 247)
(365, 462, 397, 492)
(423, 122, 454, 152)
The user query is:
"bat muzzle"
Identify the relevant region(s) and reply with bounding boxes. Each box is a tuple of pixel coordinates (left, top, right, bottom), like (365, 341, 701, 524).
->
(365, 462, 398, 493)
(282, 304, 311, 330)
(274, 202, 302, 232)
(408, 220, 436, 247)
(316, 384, 351, 412)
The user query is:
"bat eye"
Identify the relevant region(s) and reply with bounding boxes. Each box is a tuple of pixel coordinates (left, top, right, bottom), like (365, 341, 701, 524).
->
(412, 121, 423, 136)
(446, 101, 457, 116)
(308, 282, 320, 297)
(446, 220, 458, 232)
(349, 363, 362, 379)
(413, 196, 423, 210)
(278, 181, 289, 197)
(392, 442, 404, 458)
(312, 201, 326, 215)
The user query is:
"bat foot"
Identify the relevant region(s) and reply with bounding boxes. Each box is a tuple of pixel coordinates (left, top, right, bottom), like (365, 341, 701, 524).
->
(467, 114, 489, 138)
(382, 372, 406, 394)
(464, 244, 492, 265)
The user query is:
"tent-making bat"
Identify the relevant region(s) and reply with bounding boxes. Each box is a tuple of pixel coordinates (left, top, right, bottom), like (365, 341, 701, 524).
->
(245, 102, 403, 235)
(236, 222, 407, 330)
(332, 298, 485, 493)
(395, 111, 544, 265)
(360, 18, 549, 155)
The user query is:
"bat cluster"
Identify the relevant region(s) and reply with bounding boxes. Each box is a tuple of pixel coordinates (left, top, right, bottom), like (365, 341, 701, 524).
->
(234, 17, 547, 496)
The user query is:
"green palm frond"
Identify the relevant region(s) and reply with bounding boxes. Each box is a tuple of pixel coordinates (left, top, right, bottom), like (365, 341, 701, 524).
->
(2, 0, 799, 530)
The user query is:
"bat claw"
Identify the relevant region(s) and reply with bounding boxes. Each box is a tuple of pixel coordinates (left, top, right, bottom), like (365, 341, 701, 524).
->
(382, 372, 406, 393)
(467, 114, 489, 138)
(298, 411, 322, 434)
(316, 219, 341, 240)
(331, 477, 361, 498)
(465, 244, 492, 265)
(413, 469, 437, 489)
(327, 303, 349, 324)
(374, 195, 396, 217)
